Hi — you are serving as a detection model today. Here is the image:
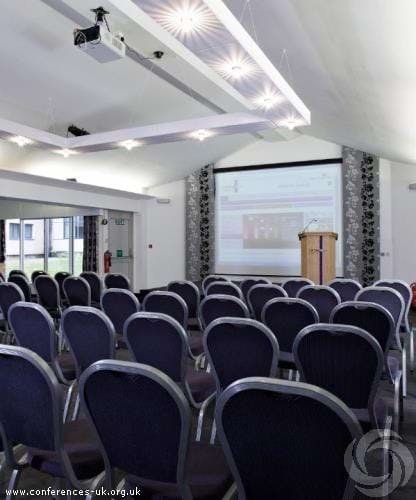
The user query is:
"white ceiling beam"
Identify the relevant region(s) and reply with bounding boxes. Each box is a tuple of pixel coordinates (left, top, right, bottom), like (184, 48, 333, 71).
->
(0, 117, 67, 149)
(201, 0, 310, 124)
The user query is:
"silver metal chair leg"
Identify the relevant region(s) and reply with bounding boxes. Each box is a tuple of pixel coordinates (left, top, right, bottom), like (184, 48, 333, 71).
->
(72, 394, 80, 421)
(410, 328, 415, 372)
(402, 347, 407, 398)
(209, 419, 217, 445)
(63, 381, 76, 422)
(5, 468, 22, 500)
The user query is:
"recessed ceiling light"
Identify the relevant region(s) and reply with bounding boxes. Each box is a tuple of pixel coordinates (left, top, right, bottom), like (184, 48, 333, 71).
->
(221, 59, 252, 80)
(164, 5, 209, 35)
(9, 135, 34, 147)
(285, 119, 297, 130)
(255, 93, 282, 110)
(54, 148, 77, 158)
(190, 129, 213, 142)
(119, 139, 141, 151)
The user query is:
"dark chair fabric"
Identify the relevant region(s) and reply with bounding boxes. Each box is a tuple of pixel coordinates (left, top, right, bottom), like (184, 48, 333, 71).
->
(375, 280, 412, 332)
(216, 377, 362, 500)
(101, 289, 140, 334)
(247, 284, 287, 320)
(8, 274, 32, 302)
(240, 278, 271, 302)
(34, 275, 61, 317)
(199, 295, 249, 329)
(0, 282, 25, 322)
(206, 281, 243, 300)
(205, 318, 279, 393)
(262, 298, 319, 368)
(9, 302, 76, 383)
(330, 302, 394, 357)
(202, 275, 228, 295)
(328, 279, 362, 302)
(62, 307, 115, 378)
(143, 291, 188, 329)
(104, 273, 130, 291)
(9, 270, 28, 279)
(31, 270, 48, 283)
(297, 286, 340, 322)
(0, 271, 5, 282)
(54, 272, 72, 299)
(80, 272, 102, 305)
(167, 281, 200, 319)
(125, 313, 215, 406)
(80, 361, 232, 498)
(282, 278, 314, 298)
(294, 324, 384, 428)
(0, 346, 104, 489)
(63, 276, 91, 307)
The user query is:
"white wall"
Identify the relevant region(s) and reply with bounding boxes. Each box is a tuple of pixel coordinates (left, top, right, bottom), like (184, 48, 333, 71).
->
(215, 134, 342, 169)
(382, 161, 416, 282)
(145, 180, 186, 288)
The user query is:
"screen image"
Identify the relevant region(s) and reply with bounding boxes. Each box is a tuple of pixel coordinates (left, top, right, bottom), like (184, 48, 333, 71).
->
(214, 162, 343, 276)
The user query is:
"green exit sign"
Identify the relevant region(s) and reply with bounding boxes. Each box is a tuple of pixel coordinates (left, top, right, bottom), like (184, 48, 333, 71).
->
(115, 219, 125, 225)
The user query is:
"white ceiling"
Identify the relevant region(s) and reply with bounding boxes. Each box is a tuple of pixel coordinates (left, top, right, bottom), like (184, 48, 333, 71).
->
(0, 0, 414, 191)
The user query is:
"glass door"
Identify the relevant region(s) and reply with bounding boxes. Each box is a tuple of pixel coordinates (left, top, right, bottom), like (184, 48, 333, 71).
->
(23, 219, 45, 278)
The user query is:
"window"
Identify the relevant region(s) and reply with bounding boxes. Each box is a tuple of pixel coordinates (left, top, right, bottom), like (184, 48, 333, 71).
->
(9, 223, 20, 240)
(4, 217, 85, 277)
(24, 224, 33, 240)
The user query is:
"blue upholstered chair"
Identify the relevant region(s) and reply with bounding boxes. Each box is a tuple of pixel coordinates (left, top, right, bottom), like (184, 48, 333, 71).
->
(34, 275, 62, 320)
(199, 295, 250, 330)
(206, 281, 243, 300)
(104, 273, 131, 291)
(80, 272, 103, 307)
(239, 277, 271, 302)
(63, 276, 91, 307)
(282, 278, 314, 298)
(296, 285, 341, 322)
(202, 275, 229, 295)
(8, 274, 32, 302)
(247, 284, 287, 320)
(328, 278, 362, 302)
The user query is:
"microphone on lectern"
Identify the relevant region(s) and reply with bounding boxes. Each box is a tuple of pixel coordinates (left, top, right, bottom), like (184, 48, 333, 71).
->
(301, 218, 318, 233)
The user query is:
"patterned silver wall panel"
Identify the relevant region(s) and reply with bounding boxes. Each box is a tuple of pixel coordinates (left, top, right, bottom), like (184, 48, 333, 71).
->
(186, 165, 215, 281)
(83, 216, 98, 273)
(343, 147, 380, 285)
(0, 220, 5, 265)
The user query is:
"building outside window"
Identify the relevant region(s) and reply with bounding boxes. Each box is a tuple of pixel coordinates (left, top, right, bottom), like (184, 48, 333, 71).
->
(4, 217, 85, 278)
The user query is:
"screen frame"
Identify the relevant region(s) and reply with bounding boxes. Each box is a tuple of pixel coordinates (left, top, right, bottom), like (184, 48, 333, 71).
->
(213, 158, 344, 278)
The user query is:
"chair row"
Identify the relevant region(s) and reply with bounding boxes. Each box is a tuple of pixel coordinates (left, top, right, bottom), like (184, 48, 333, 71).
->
(0, 324, 389, 499)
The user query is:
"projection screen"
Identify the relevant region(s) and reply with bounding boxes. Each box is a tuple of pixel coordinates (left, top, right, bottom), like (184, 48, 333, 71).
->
(214, 161, 343, 276)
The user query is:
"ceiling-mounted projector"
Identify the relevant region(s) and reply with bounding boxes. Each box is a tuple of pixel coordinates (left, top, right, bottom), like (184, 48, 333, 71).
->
(73, 6, 125, 63)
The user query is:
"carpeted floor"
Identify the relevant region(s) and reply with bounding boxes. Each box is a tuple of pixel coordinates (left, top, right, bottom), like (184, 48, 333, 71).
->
(1, 345, 415, 499)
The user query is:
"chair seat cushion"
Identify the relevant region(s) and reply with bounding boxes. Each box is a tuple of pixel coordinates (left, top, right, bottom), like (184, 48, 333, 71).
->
(57, 352, 76, 381)
(126, 441, 232, 499)
(278, 352, 296, 371)
(189, 335, 204, 356)
(27, 419, 104, 480)
(116, 333, 128, 350)
(387, 355, 401, 381)
(186, 366, 215, 403)
(188, 318, 201, 332)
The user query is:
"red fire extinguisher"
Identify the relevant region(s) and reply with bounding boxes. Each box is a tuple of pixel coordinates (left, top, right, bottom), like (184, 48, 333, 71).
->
(104, 250, 112, 273)
(410, 283, 416, 310)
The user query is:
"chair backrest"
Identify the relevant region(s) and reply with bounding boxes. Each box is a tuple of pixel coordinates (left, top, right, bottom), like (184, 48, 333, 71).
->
(62, 307, 115, 378)
(80, 361, 191, 493)
(240, 278, 271, 302)
(328, 279, 362, 302)
(104, 273, 131, 291)
(216, 377, 362, 500)
(374, 279, 412, 330)
(31, 270, 48, 283)
(34, 275, 60, 311)
(125, 312, 187, 383)
(54, 272, 72, 298)
(143, 291, 188, 329)
(356, 287, 404, 347)
(9, 270, 28, 280)
(0, 271, 4, 282)
(262, 298, 319, 356)
(247, 284, 287, 320)
(63, 276, 91, 307)
(282, 278, 314, 298)
(296, 285, 341, 322)
(8, 274, 31, 302)
(199, 295, 250, 329)
(9, 302, 56, 363)
(206, 281, 243, 300)
(294, 324, 384, 415)
(204, 318, 279, 393)
(80, 272, 103, 304)
(202, 275, 229, 295)
(0, 345, 61, 453)
(0, 282, 25, 321)
(101, 288, 140, 334)
(167, 281, 200, 319)
(330, 301, 395, 356)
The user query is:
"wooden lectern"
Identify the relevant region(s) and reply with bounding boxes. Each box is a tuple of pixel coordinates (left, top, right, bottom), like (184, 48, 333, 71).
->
(298, 231, 338, 285)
